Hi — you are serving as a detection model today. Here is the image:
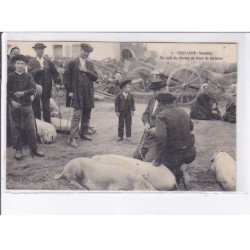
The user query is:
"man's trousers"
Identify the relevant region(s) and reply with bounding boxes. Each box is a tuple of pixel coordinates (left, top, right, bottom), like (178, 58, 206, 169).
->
(9, 104, 38, 151)
(32, 95, 51, 123)
(70, 107, 92, 139)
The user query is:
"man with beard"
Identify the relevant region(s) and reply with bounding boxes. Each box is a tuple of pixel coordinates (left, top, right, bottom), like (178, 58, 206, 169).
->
(63, 43, 98, 147)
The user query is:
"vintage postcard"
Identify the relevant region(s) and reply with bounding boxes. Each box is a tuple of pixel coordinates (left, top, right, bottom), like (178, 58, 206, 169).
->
(1, 34, 238, 192)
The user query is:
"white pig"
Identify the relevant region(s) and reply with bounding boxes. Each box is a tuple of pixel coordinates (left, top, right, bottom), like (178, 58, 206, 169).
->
(92, 154, 177, 190)
(54, 157, 156, 191)
(211, 151, 236, 191)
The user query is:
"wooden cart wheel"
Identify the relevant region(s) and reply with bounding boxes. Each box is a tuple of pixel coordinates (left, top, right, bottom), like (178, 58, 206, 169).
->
(167, 67, 203, 105)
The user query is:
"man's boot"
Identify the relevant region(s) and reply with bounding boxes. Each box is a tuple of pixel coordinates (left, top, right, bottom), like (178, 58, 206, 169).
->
(80, 134, 92, 141)
(15, 149, 22, 160)
(31, 148, 45, 157)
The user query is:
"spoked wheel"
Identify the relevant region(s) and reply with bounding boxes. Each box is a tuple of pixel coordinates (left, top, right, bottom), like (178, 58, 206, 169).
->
(167, 67, 202, 105)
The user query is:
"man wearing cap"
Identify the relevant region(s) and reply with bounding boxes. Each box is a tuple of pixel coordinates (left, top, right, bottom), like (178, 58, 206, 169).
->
(152, 93, 196, 189)
(133, 79, 168, 161)
(28, 43, 62, 123)
(63, 43, 98, 147)
(7, 55, 44, 160)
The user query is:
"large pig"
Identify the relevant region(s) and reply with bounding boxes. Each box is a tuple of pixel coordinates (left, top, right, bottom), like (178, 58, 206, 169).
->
(92, 154, 177, 191)
(211, 151, 236, 191)
(54, 157, 156, 191)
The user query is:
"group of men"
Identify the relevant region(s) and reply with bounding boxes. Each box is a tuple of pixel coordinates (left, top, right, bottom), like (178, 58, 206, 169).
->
(9, 42, 237, 189)
(133, 79, 196, 187)
(7, 42, 97, 159)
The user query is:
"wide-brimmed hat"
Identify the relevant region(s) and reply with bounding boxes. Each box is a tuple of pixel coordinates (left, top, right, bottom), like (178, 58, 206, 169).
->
(149, 80, 167, 90)
(11, 54, 28, 63)
(80, 43, 93, 52)
(119, 79, 132, 89)
(32, 43, 47, 49)
(156, 93, 175, 103)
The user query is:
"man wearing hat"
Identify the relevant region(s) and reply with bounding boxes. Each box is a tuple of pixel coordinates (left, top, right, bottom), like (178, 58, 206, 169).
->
(133, 79, 168, 161)
(28, 43, 62, 123)
(7, 54, 44, 160)
(63, 43, 98, 147)
(115, 79, 135, 141)
(152, 93, 196, 189)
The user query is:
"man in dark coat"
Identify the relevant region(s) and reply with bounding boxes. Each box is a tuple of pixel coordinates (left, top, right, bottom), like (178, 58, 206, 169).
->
(115, 80, 135, 141)
(63, 43, 98, 147)
(133, 79, 168, 161)
(28, 43, 62, 123)
(152, 93, 196, 189)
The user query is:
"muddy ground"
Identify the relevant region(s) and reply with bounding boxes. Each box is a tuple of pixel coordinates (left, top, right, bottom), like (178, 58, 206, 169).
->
(6, 97, 236, 191)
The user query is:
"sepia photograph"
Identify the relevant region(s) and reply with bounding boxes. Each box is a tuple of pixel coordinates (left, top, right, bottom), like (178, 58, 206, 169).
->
(2, 37, 237, 192)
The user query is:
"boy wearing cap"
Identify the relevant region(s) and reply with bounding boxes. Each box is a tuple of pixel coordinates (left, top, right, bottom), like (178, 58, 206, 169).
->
(63, 43, 98, 147)
(28, 43, 62, 123)
(115, 80, 135, 141)
(7, 55, 44, 160)
(152, 93, 196, 189)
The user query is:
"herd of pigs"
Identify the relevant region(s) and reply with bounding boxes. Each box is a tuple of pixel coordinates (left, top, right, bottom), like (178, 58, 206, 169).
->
(35, 99, 236, 192)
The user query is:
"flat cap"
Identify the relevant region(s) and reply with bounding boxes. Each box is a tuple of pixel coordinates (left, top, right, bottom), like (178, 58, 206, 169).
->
(32, 43, 47, 49)
(80, 43, 93, 52)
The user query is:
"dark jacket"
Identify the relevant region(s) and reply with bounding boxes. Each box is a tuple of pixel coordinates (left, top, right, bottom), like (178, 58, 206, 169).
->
(142, 97, 164, 127)
(190, 92, 220, 120)
(154, 105, 195, 164)
(115, 92, 135, 113)
(7, 72, 36, 106)
(63, 57, 98, 109)
(28, 57, 62, 98)
(7, 55, 16, 75)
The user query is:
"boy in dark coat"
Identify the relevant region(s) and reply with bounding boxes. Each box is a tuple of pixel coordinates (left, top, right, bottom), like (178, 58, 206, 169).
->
(7, 55, 44, 160)
(115, 80, 135, 141)
(153, 93, 196, 190)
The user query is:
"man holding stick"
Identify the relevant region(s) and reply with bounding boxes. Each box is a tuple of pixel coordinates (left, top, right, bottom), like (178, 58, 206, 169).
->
(63, 43, 98, 147)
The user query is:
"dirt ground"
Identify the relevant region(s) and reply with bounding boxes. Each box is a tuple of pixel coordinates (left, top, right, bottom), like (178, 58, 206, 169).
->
(6, 97, 236, 191)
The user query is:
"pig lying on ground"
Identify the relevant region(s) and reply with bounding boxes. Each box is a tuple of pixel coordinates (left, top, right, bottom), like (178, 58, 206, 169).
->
(211, 151, 236, 191)
(54, 157, 156, 191)
(92, 154, 177, 190)
(36, 119, 57, 144)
